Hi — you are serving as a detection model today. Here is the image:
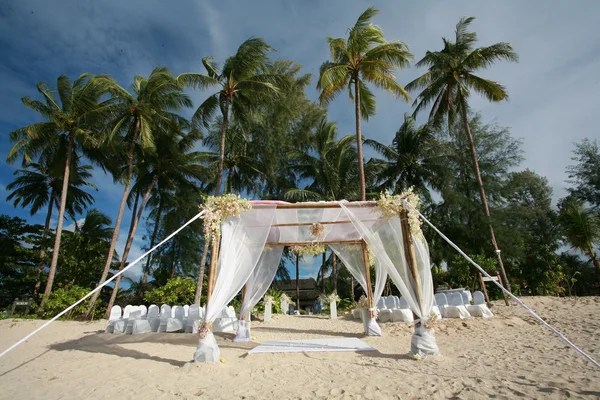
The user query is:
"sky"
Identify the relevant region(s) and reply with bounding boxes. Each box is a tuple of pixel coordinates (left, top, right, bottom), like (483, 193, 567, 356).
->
(1, 0, 599, 281)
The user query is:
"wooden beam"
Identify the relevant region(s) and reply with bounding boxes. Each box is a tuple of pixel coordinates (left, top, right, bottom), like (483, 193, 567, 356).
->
(264, 239, 364, 247)
(270, 218, 383, 228)
(361, 240, 375, 319)
(399, 209, 424, 316)
(479, 273, 491, 306)
(252, 201, 378, 209)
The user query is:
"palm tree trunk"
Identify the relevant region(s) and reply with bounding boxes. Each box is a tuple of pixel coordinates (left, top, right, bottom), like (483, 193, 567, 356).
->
(105, 176, 158, 317)
(215, 98, 229, 196)
(33, 192, 54, 297)
(351, 277, 355, 300)
(86, 121, 140, 317)
(194, 237, 210, 305)
(227, 168, 233, 194)
(139, 196, 163, 295)
(39, 133, 75, 310)
(170, 244, 178, 279)
(295, 253, 300, 312)
(354, 76, 366, 201)
(590, 253, 600, 288)
(460, 103, 510, 290)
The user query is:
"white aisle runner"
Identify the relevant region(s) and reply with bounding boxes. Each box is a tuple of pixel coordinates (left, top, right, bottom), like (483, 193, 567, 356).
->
(248, 337, 376, 354)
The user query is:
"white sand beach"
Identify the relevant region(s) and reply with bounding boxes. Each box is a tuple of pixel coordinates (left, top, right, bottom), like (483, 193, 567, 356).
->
(0, 296, 599, 400)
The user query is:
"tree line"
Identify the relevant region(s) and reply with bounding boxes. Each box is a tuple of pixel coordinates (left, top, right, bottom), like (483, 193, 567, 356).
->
(1, 8, 599, 318)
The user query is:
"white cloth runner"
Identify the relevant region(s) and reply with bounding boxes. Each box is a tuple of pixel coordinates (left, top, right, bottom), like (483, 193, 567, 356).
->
(248, 337, 376, 354)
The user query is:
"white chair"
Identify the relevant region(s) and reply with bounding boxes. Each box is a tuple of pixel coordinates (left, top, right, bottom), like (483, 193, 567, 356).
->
(384, 296, 396, 310)
(185, 305, 200, 333)
(352, 308, 362, 319)
(391, 297, 414, 322)
(157, 304, 172, 332)
(445, 292, 471, 319)
(376, 296, 392, 323)
(112, 305, 133, 333)
(467, 291, 494, 318)
(166, 305, 185, 332)
(213, 305, 238, 332)
(461, 292, 471, 306)
(126, 307, 152, 334)
(183, 305, 190, 318)
(147, 304, 160, 331)
(376, 297, 386, 311)
(105, 306, 122, 333)
(434, 293, 449, 318)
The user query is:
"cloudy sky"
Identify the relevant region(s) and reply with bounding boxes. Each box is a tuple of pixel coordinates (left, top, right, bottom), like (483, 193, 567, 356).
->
(1, 0, 598, 280)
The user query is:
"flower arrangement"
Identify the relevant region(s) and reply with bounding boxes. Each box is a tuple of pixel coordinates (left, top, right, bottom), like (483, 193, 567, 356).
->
(317, 293, 328, 304)
(326, 293, 340, 303)
(309, 222, 325, 239)
(201, 194, 252, 237)
(423, 311, 439, 330)
(291, 243, 326, 256)
(377, 187, 424, 242)
(356, 295, 370, 309)
(197, 321, 212, 339)
(280, 293, 293, 304)
(263, 295, 274, 304)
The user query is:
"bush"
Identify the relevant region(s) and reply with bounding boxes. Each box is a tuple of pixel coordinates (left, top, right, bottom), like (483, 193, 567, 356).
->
(41, 285, 89, 319)
(144, 277, 195, 305)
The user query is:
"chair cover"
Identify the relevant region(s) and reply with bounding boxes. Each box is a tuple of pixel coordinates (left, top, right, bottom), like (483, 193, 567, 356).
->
(105, 306, 122, 333)
(445, 292, 471, 319)
(166, 305, 185, 332)
(468, 291, 494, 318)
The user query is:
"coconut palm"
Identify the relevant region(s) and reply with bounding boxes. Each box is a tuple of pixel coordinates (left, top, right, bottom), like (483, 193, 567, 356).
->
(317, 6, 412, 201)
(104, 120, 207, 316)
(285, 119, 359, 202)
(364, 113, 445, 201)
(405, 16, 518, 288)
(86, 68, 192, 316)
(177, 37, 278, 195)
(6, 144, 96, 295)
(7, 74, 114, 308)
(559, 198, 600, 286)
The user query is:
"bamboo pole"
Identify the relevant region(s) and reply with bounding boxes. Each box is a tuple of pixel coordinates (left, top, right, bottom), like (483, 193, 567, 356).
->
(360, 240, 375, 319)
(399, 209, 424, 316)
(265, 239, 363, 247)
(252, 202, 378, 209)
(206, 233, 220, 307)
(498, 272, 509, 306)
(241, 284, 247, 321)
(479, 273, 491, 306)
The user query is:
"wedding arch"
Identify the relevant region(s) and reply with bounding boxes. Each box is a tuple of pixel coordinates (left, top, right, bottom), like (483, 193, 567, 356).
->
(194, 193, 439, 362)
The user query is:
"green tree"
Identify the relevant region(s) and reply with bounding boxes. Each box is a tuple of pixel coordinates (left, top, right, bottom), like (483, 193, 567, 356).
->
(56, 209, 116, 289)
(558, 197, 600, 286)
(86, 68, 192, 316)
(406, 16, 518, 288)
(7, 74, 114, 308)
(177, 37, 279, 195)
(567, 138, 600, 209)
(365, 113, 445, 201)
(104, 120, 207, 316)
(317, 6, 412, 201)
(144, 277, 196, 305)
(0, 215, 42, 305)
(6, 142, 96, 296)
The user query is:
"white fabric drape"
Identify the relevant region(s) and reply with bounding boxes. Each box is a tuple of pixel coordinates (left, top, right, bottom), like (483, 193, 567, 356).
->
(203, 206, 277, 324)
(234, 246, 284, 342)
(329, 244, 387, 306)
(339, 203, 438, 355)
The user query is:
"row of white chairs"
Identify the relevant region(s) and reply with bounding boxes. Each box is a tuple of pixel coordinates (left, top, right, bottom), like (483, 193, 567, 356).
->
(351, 290, 492, 323)
(435, 291, 493, 318)
(105, 304, 238, 334)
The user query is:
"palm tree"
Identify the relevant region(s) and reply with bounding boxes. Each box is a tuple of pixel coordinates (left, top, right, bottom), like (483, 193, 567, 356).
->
(104, 120, 207, 316)
(6, 144, 96, 296)
(317, 6, 412, 201)
(177, 37, 278, 195)
(405, 16, 518, 289)
(86, 68, 192, 316)
(365, 114, 445, 201)
(285, 119, 359, 202)
(7, 74, 114, 308)
(559, 198, 600, 286)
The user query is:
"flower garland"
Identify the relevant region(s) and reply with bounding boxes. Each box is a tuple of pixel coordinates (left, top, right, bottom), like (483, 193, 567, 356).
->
(309, 222, 325, 239)
(326, 293, 340, 303)
(356, 295, 370, 309)
(201, 194, 252, 237)
(377, 187, 424, 242)
(263, 295, 274, 304)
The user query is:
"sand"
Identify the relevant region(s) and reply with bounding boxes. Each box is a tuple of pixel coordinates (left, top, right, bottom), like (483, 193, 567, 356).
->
(0, 296, 599, 399)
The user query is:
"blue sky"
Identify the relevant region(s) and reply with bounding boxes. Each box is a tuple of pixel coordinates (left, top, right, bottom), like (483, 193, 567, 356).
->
(1, 1, 599, 281)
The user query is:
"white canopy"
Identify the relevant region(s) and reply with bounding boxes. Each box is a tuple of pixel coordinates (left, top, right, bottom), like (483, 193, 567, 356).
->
(194, 200, 438, 362)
